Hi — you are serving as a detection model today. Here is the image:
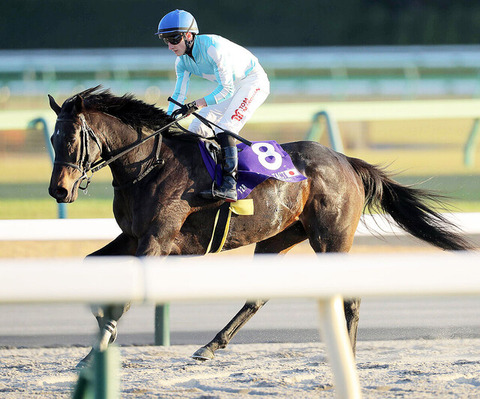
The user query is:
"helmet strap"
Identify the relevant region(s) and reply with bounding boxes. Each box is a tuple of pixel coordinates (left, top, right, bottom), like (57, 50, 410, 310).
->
(184, 33, 195, 57)
(184, 16, 196, 56)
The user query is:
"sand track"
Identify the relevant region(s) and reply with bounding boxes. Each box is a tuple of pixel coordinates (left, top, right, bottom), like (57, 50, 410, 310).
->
(2, 340, 480, 398)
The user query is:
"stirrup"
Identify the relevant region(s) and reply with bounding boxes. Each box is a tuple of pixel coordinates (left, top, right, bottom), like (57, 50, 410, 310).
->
(199, 185, 237, 202)
(216, 189, 237, 202)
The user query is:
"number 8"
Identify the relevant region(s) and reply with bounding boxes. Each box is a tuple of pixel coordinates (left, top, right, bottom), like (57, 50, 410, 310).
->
(251, 142, 282, 170)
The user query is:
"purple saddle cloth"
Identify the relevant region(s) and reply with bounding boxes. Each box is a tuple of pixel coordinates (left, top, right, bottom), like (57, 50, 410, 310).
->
(198, 140, 307, 200)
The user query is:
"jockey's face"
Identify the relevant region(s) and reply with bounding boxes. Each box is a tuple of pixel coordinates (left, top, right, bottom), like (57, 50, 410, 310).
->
(166, 32, 193, 56)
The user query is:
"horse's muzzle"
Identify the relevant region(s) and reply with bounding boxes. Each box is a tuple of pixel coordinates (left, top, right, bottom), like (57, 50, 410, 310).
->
(49, 184, 70, 203)
(49, 166, 80, 203)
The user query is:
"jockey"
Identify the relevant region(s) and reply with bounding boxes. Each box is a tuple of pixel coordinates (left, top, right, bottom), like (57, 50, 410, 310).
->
(156, 9, 270, 202)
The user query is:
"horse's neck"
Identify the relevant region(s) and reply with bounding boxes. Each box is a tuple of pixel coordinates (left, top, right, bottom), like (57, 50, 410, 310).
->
(91, 113, 205, 188)
(93, 114, 138, 154)
(94, 114, 160, 185)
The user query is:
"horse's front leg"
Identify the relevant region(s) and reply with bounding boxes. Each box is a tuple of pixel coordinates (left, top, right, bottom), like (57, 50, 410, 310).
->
(192, 299, 268, 360)
(135, 226, 183, 256)
(77, 233, 137, 367)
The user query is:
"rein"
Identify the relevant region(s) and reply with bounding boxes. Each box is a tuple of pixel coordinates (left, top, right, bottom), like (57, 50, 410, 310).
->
(55, 113, 189, 191)
(168, 97, 252, 146)
(54, 101, 251, 192)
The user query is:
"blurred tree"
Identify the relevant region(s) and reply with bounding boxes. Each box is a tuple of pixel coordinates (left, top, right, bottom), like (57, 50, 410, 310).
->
(1, 0, 480, 49)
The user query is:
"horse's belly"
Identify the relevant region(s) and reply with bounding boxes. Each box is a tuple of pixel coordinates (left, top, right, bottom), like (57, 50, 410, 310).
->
(225, 183, 306, 249)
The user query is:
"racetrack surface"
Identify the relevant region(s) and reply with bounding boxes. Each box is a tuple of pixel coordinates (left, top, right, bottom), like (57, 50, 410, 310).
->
(2, 340, 480, 398)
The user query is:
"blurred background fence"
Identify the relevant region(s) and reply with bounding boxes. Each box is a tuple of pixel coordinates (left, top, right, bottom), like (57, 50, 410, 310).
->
(3, 45, 480, 102)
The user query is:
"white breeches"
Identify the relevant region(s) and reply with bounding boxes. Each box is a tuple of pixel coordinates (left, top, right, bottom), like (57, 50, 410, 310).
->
(188, 66, 270, 138)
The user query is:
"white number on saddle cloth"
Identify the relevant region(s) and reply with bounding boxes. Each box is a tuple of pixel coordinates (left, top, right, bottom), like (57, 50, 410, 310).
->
(251, 142, 282, 170)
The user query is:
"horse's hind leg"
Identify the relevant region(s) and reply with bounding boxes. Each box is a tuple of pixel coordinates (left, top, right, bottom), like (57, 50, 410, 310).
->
(301, 203, 362, 355)
(192, 223, 307, 361)
(192, 299, 268, 361)
(77, 233, 137, 367)
(312, 244, 361, 354)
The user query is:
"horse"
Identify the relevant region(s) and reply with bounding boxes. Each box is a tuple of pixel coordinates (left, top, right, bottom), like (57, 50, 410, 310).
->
(48, 86, 472, 364)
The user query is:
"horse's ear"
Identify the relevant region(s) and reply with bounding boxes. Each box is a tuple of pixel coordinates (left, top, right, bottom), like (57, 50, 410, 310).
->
(74, 95, 84, 113)
(48, 94, 61, 115)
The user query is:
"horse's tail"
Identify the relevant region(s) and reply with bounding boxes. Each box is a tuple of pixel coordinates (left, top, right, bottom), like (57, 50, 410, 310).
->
(347, 156, 473, 251)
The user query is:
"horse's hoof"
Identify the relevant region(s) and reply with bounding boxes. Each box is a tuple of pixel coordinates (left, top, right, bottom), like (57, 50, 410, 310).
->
(192, 347, 214, 361)
(76, 349, 94, 369)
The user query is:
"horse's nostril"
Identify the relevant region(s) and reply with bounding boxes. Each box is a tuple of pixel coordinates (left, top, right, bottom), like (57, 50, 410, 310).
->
(50, 186, 68, 202)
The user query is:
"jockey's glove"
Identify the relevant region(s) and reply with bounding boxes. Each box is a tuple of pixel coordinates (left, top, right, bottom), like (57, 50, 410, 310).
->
(171, 101, 198, 118)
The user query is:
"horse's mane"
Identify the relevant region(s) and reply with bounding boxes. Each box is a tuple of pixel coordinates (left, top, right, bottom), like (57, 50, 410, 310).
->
(70, 86, 174, 132)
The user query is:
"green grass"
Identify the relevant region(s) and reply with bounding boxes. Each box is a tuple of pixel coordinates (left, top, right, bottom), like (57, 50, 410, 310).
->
(0, 198, 114, 219)
(0, 174, 478, 219)
(395, 175, 480, 203)
(0, 182, 114, 219)
(1, 124, 479, 219)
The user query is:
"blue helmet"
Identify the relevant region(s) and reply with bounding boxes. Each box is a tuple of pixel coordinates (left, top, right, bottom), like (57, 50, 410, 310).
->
(155, 9, 199, 37)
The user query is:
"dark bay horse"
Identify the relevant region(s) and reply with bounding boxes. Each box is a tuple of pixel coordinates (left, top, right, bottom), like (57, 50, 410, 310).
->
(48, 87, 472, 364)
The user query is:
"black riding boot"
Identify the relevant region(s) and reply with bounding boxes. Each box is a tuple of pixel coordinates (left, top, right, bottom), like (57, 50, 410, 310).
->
(200, 145, 238, 202)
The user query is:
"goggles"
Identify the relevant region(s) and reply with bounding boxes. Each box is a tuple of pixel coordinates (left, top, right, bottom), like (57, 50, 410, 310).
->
(162, 34, 184, 45)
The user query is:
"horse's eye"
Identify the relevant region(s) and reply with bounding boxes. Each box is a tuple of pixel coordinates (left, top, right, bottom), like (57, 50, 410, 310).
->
(64, 131, 78, 143)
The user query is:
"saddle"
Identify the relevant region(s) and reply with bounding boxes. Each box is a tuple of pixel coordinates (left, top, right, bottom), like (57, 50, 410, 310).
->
(199, 139, 306, 201)
(199, 139, 306, 254)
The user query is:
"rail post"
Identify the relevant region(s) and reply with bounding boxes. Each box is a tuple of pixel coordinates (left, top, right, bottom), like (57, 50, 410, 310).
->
(28, 117, 67, 218)
(154, 304, 171, 346)
(317, 295, 362, 398)
(72, 345, 120, 399)
(305, 111, 345, 153)
(93, 346, 120, 399)
(464, 117, 480, 167)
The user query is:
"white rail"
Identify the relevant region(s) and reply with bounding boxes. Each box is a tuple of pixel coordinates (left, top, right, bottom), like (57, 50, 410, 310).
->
(0, 213, 479, 241)
(4, 98, 480, 130)
(0, 218, 121, 241)
(3, 252, 480, 303)
(1, 252, 479, 398)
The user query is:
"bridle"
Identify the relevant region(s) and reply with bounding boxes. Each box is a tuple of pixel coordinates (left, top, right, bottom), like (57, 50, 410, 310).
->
(54, 114, 104, 191)
(54, 113, 186, 191)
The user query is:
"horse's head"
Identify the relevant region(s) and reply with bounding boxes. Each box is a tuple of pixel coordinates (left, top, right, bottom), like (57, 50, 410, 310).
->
(48, 91, 103, 203)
